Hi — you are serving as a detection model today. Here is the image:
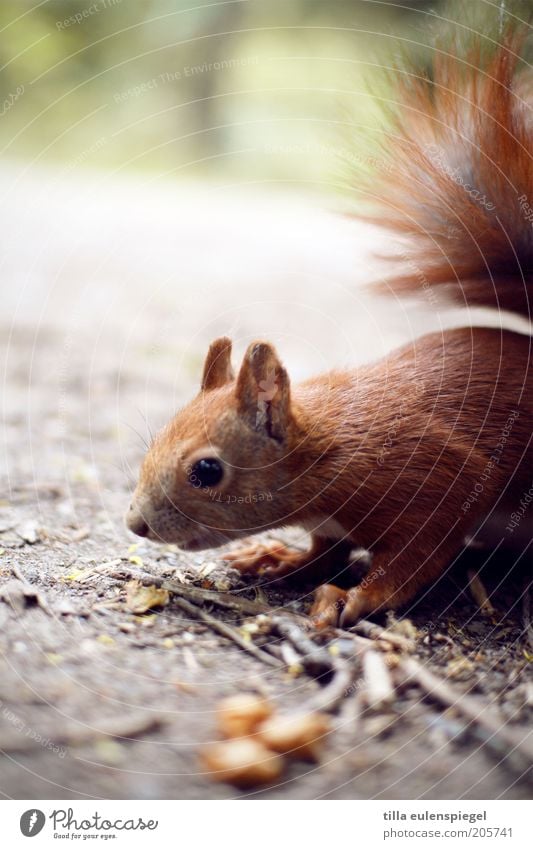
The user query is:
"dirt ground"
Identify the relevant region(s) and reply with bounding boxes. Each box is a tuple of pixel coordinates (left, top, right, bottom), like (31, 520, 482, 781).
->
(0, 163, 531, 799)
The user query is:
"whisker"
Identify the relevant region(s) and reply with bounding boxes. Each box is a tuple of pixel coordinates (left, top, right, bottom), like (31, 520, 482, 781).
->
(136, 406, 155, 446)
(124, 420, 150, 451)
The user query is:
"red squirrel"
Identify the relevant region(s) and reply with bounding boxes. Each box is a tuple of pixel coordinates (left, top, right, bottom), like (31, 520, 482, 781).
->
(127, 27, 532, 627)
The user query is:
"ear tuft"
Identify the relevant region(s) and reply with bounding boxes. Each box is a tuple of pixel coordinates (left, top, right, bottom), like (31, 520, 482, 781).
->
(201, 337, 234, 391)
(235, 341, 291, 442)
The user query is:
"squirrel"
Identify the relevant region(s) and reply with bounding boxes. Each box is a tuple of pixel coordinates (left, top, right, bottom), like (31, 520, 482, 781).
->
(126, 23, 532, 628)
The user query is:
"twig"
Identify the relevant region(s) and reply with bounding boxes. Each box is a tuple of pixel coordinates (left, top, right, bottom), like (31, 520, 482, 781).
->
(171, 595, 282, 669)
(337, 689, 363, 730)
(400, 657, 533, 779)
(271, 615, 364, 713)
(303, 659, 357, 713)
(348, 618, 415, 652)
(272, 616, 341, 677)
(98, 563, 305, 620)
(268, 615, 359, 711)
(98, 563, 412, 706)
(0, 713, 164, 753)
(467, 569, 495, 616)
(362, 650, 395, 710)
(279, 642, 304, 669)
(522, 579, 533, 652)
(11, 481, 64, 500)
(10, 564, 28, 583)
(332, 626, 392, 653)
(76, 713, 165, 743)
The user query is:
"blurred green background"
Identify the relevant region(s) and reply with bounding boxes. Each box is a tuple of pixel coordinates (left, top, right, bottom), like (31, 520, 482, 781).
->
(0, 0, 451, 185)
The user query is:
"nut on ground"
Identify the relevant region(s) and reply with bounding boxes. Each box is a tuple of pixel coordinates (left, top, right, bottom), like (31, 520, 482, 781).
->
(258, 712, 331, 761)
(216, 693, 274, 738)
(200, 739, 284, 787)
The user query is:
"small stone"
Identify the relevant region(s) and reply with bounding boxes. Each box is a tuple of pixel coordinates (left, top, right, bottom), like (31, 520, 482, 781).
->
(16, 521, 40, 544)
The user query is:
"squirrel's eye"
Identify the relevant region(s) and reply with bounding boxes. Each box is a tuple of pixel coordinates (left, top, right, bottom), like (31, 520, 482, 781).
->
(189, 458, 224, 488)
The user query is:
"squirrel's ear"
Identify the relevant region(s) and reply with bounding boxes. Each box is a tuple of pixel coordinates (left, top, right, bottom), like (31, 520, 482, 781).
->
(201, 337, 234, 391)
(235, 341, 291, 442)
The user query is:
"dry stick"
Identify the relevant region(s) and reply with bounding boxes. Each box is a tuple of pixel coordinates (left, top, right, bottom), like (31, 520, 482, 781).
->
(362, 650, 395, 710)
(522, 579, 533, 652)
(303, 659, 357, 713)
(348, 618, 415, 652)
(98, 566, 278, 665)
(99, 564, 299, 619)
(272, 616, 343, 676)
(101, 564, 379, 675)
(271, 615, 361, 712)
(400, 657, 533, 778)
(467, 569, 495, 615)
(102, 565, 378, 649)
(273, 614, 373, 659)
(337, 688, 363, 731)
(171, 595, 282, 669)
(0, 713, 164, 753)
(163, 579, 275, 617)
(279, 642, 303, 669)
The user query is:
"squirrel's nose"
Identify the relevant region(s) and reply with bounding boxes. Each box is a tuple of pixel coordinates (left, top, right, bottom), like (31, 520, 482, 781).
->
(126, 506, 149, 537)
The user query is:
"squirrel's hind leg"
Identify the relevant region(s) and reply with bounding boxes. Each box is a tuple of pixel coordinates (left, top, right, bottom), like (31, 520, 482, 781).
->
(310, 584, 348, 627)
(310, 539, 458, 626)
(309, 575, 393, 628)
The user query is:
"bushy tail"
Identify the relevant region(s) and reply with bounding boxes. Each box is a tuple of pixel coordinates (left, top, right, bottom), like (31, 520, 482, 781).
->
(356, 24, 533, 319)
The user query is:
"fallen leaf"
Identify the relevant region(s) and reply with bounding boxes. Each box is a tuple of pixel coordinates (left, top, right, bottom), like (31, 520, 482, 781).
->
(62, 568, 86, 581)
(126, 580, 169, 613)
(128, 555, 144, 568)
(93, 739, 125, 764)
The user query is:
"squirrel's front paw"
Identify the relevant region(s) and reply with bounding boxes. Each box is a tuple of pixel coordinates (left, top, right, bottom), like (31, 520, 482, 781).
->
(223, 540, 307, 578)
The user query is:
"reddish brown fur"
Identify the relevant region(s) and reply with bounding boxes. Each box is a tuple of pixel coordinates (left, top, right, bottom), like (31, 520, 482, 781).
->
(127, 29, 533, 626)
(361, 30, 533, 318)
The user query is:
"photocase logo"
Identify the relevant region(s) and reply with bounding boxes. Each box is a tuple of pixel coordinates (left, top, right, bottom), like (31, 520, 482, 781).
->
(20, 809, 45, 837)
